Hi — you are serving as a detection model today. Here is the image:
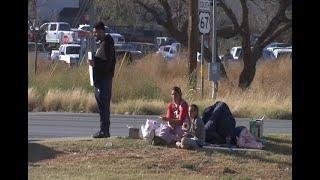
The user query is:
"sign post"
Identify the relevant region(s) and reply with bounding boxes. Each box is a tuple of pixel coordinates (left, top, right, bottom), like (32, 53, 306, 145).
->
(198, 0, 211, 99)
(209, 0, 219, 99)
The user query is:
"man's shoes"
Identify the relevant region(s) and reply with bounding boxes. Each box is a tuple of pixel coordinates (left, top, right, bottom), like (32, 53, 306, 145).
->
(93, 131, 110, 138)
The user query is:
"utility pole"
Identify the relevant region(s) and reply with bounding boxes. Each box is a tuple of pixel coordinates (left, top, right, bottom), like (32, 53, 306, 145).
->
(32, 0, 38, 75)
(188, 0, 198, 89)
(198, 0, 211, 99)
(87, 0, 96, 87)
(89, 0, 96, 53)
(208, 0, 219, 99)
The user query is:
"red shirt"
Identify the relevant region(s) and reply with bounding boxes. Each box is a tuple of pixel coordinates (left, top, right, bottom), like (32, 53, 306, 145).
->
(166, 100, 189, 126)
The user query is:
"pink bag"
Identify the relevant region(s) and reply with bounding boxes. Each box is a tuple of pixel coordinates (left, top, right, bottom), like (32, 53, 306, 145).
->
(236, 128, 264, 149)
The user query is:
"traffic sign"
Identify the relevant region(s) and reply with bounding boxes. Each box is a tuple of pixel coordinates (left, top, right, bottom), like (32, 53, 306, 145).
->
(198, 0, 212, 12)
(199, 12, 210, 34)
(198, 0, 212, 34)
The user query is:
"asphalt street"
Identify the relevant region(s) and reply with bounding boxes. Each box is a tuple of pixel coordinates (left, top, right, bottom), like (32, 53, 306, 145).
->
(28, 112, 292, 140)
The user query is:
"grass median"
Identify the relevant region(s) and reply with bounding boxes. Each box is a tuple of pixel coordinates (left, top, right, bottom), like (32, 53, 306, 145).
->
(28, 134, 292, 180)
(28, 52, 292, 119)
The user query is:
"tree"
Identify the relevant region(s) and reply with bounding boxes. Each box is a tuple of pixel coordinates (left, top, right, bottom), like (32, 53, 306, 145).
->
(218, 0, 292, 88)
(134, 0, 189, 46)
(95, 0, 158, 27)
(134, 0, 229, 82)
(188, 0, 198, 88)
(106, 0, 292, 89)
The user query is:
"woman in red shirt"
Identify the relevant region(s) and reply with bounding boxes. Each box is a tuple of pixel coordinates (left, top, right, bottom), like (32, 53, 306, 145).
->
(157, 86, 190, 145)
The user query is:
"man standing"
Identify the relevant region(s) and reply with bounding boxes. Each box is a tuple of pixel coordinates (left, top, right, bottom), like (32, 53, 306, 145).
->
(88, 21, 116, 138)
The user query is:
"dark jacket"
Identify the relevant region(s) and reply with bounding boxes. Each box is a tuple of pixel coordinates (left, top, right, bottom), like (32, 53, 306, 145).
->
(93, 34, 116, 83)
(203, 101, 236, 144)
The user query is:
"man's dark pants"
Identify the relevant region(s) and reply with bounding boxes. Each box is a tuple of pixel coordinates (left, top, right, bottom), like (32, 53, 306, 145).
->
(94, 78, 113, 133)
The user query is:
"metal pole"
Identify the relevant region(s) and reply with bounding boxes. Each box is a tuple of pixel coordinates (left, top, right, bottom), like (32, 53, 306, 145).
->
(201, 34, 204, 99)
(211, 0, 218, 99)
(89, 0, 94, 52)
(33, 0, 38, 75)
(34, 31, 38, 74)
(212, 0, 216, 65)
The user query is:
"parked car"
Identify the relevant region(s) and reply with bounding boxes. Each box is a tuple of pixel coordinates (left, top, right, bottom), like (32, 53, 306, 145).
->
(127, 42, 158, 55)
(171, 42, 181, 52)
(40, 22, 77, 49)
(114, 43, 143, 62)
(264, 42, 291, 51)
(197, 52, 223, 62)
(273, 48, 292, 59)
(28, 28, 45, 43)
(58, 44, 81, 65)
(50, 50, 60, 61)
(28, 42, 50, 60)
(156, 45, 178, 61)
(109, 33, 125, 44)
(78, 24, 114, 33)
(78, 24, 124, 44)
(229, 46, 243, 60)
(70, 28, 90, 43)
(78, 24, 91, 32)
(274, 48, 292, 58)
(156, 37, 177, 47)
(263, 42, 292, 60)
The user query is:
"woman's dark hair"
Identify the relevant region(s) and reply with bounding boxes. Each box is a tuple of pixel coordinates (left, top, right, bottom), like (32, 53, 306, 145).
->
(172, 86, 182, 96)
(93, 21, 105, 31)
(190, 104, 199, 118)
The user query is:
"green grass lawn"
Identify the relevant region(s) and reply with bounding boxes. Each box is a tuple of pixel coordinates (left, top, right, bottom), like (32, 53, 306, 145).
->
(28, 134, 292, 180)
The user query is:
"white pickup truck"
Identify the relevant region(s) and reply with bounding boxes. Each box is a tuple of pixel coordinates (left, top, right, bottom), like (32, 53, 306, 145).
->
(57, 44, 81, 65)
(40, 22, 77, 49)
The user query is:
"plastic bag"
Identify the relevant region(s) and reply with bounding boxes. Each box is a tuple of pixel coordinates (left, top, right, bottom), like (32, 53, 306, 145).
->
(236, 128, 264, 149)
(141, 119, 160, 144)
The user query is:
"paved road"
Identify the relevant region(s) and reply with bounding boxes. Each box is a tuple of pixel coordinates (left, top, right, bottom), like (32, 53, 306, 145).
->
(28, 112, 292, 140)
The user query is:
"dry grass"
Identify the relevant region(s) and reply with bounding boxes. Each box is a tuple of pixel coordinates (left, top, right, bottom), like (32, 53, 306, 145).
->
(112, 99, 166, 115)
(28, 52, 292, 119)
(28, 88, 41, 111)
(28, 134, 292, 180)
(42, 88, 97, 112)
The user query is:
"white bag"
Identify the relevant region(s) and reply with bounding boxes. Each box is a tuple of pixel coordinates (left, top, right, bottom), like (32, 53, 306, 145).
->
(236, 128, 264, 149)
(141, 119, 160, 144)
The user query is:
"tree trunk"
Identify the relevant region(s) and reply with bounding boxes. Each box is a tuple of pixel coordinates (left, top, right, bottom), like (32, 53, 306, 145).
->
(188, 0, 198, 89)
(238, 48, 262, 89)
(238, 57, 256, 89)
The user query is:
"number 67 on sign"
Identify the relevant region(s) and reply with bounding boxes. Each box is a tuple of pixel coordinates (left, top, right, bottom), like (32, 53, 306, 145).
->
(199, 12, 211, 34)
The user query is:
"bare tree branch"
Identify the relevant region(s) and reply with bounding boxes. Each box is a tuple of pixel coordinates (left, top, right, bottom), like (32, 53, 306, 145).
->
(134, 0, 187, 45)
(260, 21, 292, 48)
(248, 0, 265, 12)
(158, 0, 172, 25)
(134, 0, 166, 26)
(239, 0, 249, 33)
(217, 0, 241, 32)
(254, 0, 291, 49)
(217, 26, 238, 38)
